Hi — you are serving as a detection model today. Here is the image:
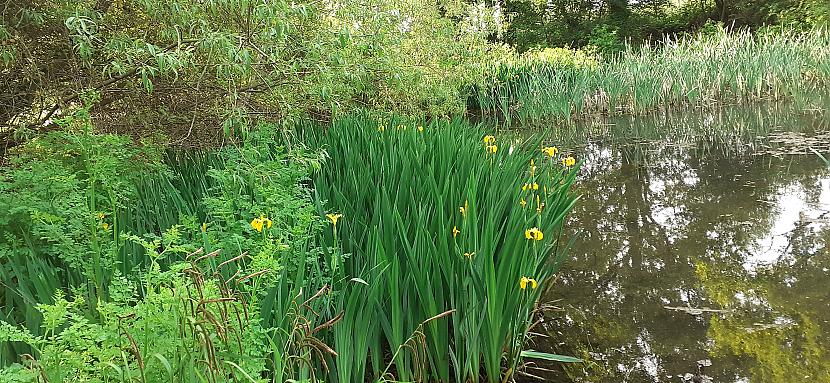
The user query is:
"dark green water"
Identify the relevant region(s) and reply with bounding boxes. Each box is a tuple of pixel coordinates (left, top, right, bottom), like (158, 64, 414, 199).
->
(533, 102, 830, 383)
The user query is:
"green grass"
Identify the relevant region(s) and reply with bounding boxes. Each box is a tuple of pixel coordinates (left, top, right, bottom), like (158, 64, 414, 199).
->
(307, 116, 581, 382)
(474, 28, 830, 125)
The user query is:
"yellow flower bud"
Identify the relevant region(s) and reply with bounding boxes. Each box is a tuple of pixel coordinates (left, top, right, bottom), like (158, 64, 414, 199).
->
(326, 213, 343, 226)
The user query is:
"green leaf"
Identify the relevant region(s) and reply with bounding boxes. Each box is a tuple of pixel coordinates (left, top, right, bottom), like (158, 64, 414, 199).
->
(809, 148, 829, 167)
(520, 350, 583, 363)
(151, 353, 173, 377)
(223, 361, 258, 383)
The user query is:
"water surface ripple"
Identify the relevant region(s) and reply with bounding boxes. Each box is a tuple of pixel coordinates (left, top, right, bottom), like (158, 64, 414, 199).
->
(535, 103, 830, 383)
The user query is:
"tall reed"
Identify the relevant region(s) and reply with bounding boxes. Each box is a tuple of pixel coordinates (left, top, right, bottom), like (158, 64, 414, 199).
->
(308, 116, 581, 382)
(474, 28, 830, 125)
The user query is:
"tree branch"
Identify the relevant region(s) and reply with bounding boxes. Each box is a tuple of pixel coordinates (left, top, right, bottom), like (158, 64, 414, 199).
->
(1, 39, 197, 154)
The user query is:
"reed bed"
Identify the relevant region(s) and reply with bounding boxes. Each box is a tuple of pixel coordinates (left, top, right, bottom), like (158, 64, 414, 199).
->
(307, 117, 581, 382)
(474, 28, 830, 125)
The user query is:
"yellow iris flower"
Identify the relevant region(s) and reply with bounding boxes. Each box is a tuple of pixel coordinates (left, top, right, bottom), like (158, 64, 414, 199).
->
(251, 215, 273, 233)
(459, 200, 469, 217)
(522, 183, 539, 191)
(486, 144, 498, 154)
(452, 226, 460, 238)
(524, 227, 543, 241)
(520, 276, 538, 290)
(326, 213, 343, 226)
(542, 146, 558, 158)
(562, 156, 576, 167)
(483, 135, 495, 144)
(520, 198, 527, 208)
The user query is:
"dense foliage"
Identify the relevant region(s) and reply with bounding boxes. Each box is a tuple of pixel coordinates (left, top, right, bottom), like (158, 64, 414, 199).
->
(4, 1, 829, 153)
(0, 111, 581, 382)
(503, 0, 830, 52)
(307, 117, 580, 382)
(0, 0, 503, 148)
(1, 1, 829, 382)
(475, 27, 830, 125)
(0, 107, 330, 381)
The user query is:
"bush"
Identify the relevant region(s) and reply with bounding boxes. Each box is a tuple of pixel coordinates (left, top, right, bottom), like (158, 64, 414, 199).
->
(0, 117, 331, 381)
(1, 0, 506, 145)
(523, 47, 599, 69)
(588, 25, 625, 56)
(0, 110, 168, 356)
(0, 244, 269, 383)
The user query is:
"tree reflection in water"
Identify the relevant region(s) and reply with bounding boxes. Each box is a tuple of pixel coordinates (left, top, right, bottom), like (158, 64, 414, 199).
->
(530, 105, 830, 383)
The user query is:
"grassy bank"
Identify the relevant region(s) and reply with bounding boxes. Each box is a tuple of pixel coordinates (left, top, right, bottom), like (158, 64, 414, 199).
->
(0, 111, 581, 382)
(474, 28, 830, 125)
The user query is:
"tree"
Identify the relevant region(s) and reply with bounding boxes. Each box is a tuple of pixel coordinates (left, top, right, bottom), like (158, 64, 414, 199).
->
(0, 0, 503, 152)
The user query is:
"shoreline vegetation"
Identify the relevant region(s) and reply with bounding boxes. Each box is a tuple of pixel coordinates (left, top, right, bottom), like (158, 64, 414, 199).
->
(1, 1, 830, 382)
(472, 27, 830, 126)
(0, 115, 581, 382)
(3, 15, 830, 150)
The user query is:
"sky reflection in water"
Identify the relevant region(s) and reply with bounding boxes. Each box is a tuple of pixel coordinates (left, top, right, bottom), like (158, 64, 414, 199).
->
(533, 104, 830, 383)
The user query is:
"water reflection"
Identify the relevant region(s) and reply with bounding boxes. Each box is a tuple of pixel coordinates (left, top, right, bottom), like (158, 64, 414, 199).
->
(534, 135, 830, 382)
(549, 98, 830, 152)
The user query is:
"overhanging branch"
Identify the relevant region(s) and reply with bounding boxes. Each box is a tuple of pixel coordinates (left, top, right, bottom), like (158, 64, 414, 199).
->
(1, 39, 197, 155)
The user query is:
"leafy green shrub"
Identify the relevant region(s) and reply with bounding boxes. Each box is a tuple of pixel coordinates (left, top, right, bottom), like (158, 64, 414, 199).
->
(587, 25, 625, 56)
(198, 127, 324, 280)
(0, 110, 168, 356)
(523, 47, 599, 69)
(0, 118, 333, 381)
(2, 0, 507, 144)
(0, 229, 269, 383)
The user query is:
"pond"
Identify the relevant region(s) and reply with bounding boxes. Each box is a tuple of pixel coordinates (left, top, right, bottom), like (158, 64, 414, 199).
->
(533, 101, 830, 383)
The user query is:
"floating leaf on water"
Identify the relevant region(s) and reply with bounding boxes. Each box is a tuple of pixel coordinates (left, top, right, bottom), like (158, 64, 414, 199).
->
(520, 350, 583, 363)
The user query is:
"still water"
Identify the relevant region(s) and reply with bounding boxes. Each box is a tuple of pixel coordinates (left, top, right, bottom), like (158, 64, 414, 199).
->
(534, 102, 830, 383)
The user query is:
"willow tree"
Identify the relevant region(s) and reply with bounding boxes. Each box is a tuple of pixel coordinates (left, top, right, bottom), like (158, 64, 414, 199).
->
(0, 0, 506, 150)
